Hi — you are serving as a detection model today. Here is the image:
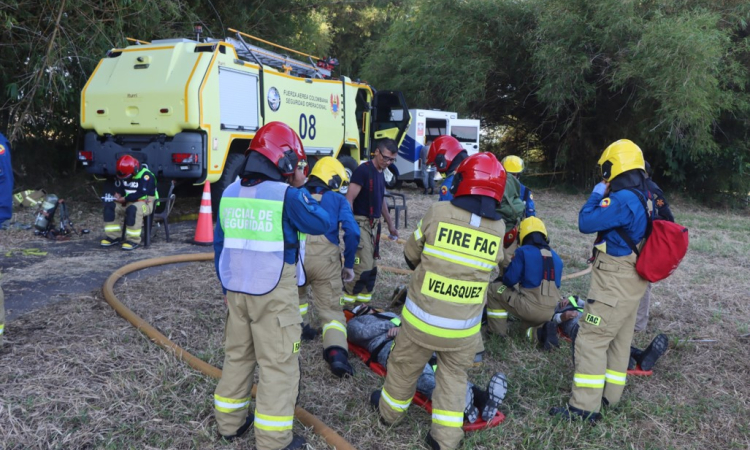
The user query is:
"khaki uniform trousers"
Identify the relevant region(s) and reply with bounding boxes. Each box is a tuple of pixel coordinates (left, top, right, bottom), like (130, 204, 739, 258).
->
(298, 236, 347, 350)
(379, 331, 477, 450)
(634, 282, 652, 332)
(214, 264, 302, 450)
(486, 283, 558, 338)
(570, 252, 647, 413)
(342, 216, 377, 304)
(103, 197, 156, 245)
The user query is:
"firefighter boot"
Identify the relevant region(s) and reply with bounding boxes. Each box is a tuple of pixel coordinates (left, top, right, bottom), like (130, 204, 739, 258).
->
(638, 334, 669, 371)
(537, 321, 560, 351)
(282, 434, 307, 450)
(425, 431, 442, 450)
(324, 346, 354, 378)
(100, 237, 121, 247)
(219, 414, 254, 442)
(464, 382, 479, 424)
(301, 323, 319, 341)
(122, 241, 139, 251)
(549, 404, 601, 425)
(482, 372, 508, 421)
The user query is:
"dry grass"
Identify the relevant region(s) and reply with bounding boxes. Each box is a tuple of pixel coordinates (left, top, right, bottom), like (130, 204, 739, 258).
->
(1, 185, 750, 449)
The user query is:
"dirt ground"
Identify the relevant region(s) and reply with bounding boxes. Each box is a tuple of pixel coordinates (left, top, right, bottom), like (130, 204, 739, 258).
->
(1, 182, 749, 449)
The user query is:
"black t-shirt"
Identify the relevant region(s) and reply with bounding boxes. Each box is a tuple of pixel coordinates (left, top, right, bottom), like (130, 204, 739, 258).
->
(350, 161, 385, 218)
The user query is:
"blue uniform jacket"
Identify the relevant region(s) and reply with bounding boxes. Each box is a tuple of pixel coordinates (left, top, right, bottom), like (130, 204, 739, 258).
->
(579, 189, 649, 256)
(0, 133, 13, 224)
(438, 174, 454, 201)
(214, 183, 331, 281)
(310, 186, 360, 268)
(503, 244, 563, 289)
(519, 183, 535, 217)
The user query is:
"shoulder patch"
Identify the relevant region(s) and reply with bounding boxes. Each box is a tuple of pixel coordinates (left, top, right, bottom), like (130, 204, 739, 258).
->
(440, 185, 448, 196)
(599, 198, 611, 208)
(656, 198, 665, 208)
(0, 144, 5, 154)
(302, 192, 311, 204)
(144, 175, 150, 180)
(529, 193, 533, 200)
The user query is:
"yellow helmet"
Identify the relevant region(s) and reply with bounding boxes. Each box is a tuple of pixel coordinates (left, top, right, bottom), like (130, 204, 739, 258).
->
(501, 155, 525, 174)
(519, 217, 547, 243)
(309, 156, 350, 193)
(598, 139, 645, 181)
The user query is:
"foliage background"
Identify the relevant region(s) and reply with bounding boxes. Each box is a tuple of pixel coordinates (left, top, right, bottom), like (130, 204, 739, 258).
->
(1, 0, 749, 202)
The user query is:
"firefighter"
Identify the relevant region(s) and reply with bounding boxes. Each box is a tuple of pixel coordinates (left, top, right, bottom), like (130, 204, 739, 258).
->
(341, 139, 399, 305)
(485, 217, 563, 343)
(297, 156, 360, 378)
(425, 135, 467, 201)
(501, 155, 535, 218)
(0, 132, 13, 227)
(371, 152, 507, 450)
(100, 155, 157, 250)
(213, 122, 330, 449)
(550, 139, 650, 424)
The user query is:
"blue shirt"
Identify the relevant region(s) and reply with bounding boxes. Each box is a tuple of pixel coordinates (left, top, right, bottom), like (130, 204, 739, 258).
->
(503, 244, 563, 289)
(350, 161, 385, 218)
(438, 174, 454, 201)
(0, 133, 13, 224)
(214, 184, 331, 279)
(519, 183, 535, 217)
(310, 186, 360, 268)
(579, 189, 649, 256)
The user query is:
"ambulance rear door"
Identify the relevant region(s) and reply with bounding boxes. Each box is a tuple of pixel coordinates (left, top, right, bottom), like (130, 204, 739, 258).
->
(450, 119, 480, 155)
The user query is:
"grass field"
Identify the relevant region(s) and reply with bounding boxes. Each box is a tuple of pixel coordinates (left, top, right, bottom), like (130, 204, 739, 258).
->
(1, 185, 749, 449)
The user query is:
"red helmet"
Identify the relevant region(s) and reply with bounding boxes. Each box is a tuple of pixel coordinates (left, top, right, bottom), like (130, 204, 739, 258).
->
(116, 155, 140, 179)
(426, 135, 465, 173)
(247, 122, 308, 176)
(450, 152, 507, 202)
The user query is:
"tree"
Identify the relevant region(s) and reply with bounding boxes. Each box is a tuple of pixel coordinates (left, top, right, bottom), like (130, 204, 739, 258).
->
(363, 0, 750, 200)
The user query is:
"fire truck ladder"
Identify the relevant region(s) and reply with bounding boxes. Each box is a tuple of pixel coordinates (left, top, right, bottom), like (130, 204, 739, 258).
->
(227, 29, 331, 79)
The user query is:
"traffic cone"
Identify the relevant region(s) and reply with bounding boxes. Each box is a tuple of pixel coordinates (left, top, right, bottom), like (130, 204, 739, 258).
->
(192, 182, 214, 245)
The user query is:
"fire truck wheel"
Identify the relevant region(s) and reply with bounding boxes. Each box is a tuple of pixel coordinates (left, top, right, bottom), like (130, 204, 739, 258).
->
(211, 153, 246, 218)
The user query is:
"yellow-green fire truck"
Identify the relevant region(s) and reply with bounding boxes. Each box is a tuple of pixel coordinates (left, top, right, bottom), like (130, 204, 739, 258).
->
(79, 29, 410, 204)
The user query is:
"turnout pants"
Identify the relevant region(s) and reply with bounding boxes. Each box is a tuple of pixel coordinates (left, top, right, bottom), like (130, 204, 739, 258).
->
(214, 264, 302, 450)
(103, 197, 155, 244)
(486, 283, 558, 338)
(298, 236, 347, 351)
(634, 283, 652, 332)
(342, 216, 378, 304)
(570, 252, 647, 413)
(379, 331, 476, 450)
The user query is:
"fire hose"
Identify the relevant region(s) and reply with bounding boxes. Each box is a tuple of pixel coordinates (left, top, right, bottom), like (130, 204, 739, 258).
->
(102, 252, 592, 449)
(102, 253, 356, 450)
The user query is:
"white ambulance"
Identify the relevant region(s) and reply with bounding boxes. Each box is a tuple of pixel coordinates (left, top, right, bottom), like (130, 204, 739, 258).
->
(393, 109, 480, 186)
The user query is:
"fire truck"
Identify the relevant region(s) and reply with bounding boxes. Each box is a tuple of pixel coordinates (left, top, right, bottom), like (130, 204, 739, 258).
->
(79, 28, 410, 207)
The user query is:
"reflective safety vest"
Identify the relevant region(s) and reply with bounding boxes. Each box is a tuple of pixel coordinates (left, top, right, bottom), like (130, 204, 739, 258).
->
(403, 202, 505, 349)
(118, 167, 158, 200)
(218, 180, 288, 295)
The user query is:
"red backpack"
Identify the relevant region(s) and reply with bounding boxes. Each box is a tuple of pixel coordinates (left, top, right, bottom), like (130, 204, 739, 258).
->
(615, 189, 689, 282)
